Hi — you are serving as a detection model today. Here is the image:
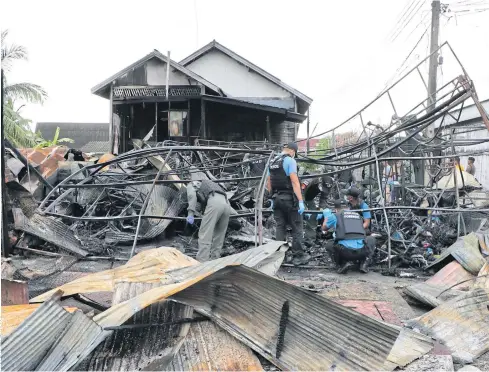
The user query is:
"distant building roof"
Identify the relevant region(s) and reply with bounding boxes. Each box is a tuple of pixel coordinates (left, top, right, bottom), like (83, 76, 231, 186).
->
(79, 141, 110, 154)
(35, 122, 109, 150)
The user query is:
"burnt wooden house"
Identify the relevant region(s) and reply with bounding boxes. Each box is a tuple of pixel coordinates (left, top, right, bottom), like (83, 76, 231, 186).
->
(91, 41, 312, 153)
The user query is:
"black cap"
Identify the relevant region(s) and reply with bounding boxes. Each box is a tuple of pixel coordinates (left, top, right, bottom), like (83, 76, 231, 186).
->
(284, 142, 298, 153)
(334, 199, 347, 209)
(345, 187, 361, 198)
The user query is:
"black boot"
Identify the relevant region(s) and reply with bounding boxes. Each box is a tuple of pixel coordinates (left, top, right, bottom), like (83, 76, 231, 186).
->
(337, 261, 353, 274)
(360, 258, 370, 273)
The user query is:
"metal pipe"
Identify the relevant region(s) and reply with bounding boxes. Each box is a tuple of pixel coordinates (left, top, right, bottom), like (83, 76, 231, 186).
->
(255, 151, 275, 246)
(130, 149, 173, 258)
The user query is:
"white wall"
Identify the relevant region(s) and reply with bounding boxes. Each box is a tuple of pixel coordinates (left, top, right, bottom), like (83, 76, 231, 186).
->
(185, 49, 292, 98)
(146, 58, 194, 86)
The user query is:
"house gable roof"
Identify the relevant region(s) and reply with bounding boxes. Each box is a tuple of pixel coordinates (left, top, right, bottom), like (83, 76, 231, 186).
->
(91, 50, 224, 99)
(180, 40, 313, 105)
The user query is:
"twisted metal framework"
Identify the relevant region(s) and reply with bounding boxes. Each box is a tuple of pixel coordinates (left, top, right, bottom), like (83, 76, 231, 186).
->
(35, 42, 489, 268)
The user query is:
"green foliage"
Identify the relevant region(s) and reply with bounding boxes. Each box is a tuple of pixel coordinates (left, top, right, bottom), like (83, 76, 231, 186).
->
(2, 29, 48, 148)
(301, 136, 332, 173)
(3, 99, 37, 148)
(35, 127, 74, 148)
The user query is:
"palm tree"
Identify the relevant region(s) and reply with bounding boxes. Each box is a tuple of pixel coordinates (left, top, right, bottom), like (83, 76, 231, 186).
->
(1, 30, 47, 147)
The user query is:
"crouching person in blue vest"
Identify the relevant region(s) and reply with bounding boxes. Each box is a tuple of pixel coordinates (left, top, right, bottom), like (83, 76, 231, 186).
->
(321, 200, 375, 274)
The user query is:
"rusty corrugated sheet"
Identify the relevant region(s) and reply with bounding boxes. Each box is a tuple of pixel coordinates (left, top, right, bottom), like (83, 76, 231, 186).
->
(13, 208, 89, 257)
(426, 261, 475, 290)
(384, 327, 434, 370)
(24, 243, 287, 371)
(404, 282, 465, 308)
(407, 288, 489, 360)
(35, 310, 103, 371)
(32, 242, 286, 303)
(1, 304, 78, 337)
(171, 265, 401, 371)
(166, 316, 263, 371)
(78, 282, 193, 371)
(1, 293, 72, 371)
(1, 279, 29, 305)
(79, 244, 285, 371)
(426, 233, 486, 275)
(405, 261, 475, 307)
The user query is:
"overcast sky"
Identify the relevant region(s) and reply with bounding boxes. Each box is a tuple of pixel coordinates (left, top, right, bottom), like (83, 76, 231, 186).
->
(2, 0, 489, 138)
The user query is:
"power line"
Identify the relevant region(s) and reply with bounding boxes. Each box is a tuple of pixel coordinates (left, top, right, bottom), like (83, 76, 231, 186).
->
(391, 0, 426, 42)
(389, 0, 418, 39)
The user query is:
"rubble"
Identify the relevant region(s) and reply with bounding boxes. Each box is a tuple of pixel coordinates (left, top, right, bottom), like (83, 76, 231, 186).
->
(2, 41, 489, 372)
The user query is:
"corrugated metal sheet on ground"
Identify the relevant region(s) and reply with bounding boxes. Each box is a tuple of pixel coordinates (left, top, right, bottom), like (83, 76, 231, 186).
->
(79, 282, 193, 371)
(384, 327, 434, 370)
(426, 233, 486, 275)
(1, 293, 72, 371)
(31, 242, 286, 303)
(36, 310, 103, 371)
(166, 315, 263, 371)
(334, 300, 403, 326)
(171, 265, 401, 371)
(12, 208, 89, 257)
(404, 282, 465, 308)
(31, 247, 198, 303)
(404, 261, 475, 307)
(1, 304, 77, 337)
(24, 244, 287, 371)
(407, 288, 489, 360)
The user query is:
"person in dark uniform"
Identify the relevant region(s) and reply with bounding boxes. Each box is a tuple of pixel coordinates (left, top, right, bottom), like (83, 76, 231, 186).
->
(186, 179, 230, 262)
(267, 142, 310, 266)
(321, 200, 375, 274)
(345, 187, 371, 230)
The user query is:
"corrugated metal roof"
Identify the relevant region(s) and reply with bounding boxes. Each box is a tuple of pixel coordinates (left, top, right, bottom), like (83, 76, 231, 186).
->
(79, 141, 110, 154)
(13, 208, 89, 258)
(426, 233, 486, 275)
(167, 316, 263, 371)
(1, 292, 72, 371)
(79, 282, 194, 371)
(171, 265, 401, 371)
(1, 304, 77, 337)
(31, 242, 286, 303)
(404, 282, 464, 308)
(407, 288, 489, 360)
(404, 261, 475, 308)
(384, 327, 434, 370)
(30, 247, 199, 303)
(36, 310, 103, 371)
(426, 261, 476, 290)
(35, 244, 286, 371)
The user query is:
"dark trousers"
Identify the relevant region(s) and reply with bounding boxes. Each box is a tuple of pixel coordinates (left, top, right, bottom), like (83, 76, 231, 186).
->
(325, 236, 375, 265)
(273, 193, 304, 256)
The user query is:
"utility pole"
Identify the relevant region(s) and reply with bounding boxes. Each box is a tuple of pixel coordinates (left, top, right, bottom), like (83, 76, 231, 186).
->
(427, 0, 441, 117)
(422, 0, 441, 186)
